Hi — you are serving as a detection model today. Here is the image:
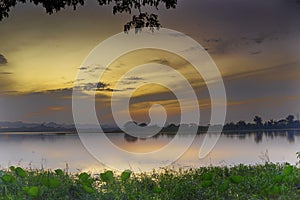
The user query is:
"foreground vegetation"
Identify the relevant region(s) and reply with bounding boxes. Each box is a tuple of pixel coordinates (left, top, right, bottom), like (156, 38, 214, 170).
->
(1, 162, 300, 200)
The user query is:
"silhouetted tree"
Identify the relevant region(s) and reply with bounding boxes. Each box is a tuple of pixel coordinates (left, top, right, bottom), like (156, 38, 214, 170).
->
(253, 116, 263, 127)
(266, 119, 274, 128)
(277, 119, 287, 127)
(254, 131, 263, 143)
(138, 122, 148, 127)
(287, 130, 295, 143)
(286, 115, 295, 125)
(0, 0, 177, 32)
(237, 120, 246, 127)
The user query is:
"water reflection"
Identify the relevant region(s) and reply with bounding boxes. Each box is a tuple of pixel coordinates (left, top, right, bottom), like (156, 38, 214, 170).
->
(0, 131, 299, 172)
(124, 133, 138, 143)
(0, 133, 102, 172)
(287, 130, 295, 143)
(225, 130, 299, 144)
(122, 130, 300, 144)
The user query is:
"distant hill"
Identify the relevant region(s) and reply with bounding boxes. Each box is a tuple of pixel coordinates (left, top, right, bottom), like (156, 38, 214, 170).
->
(0, 121, 76, 132)
(0, 121, 120, 133)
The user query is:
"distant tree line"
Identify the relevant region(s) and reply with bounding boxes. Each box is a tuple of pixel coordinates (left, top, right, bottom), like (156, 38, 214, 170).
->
(130, 114, 300, 134)
(123, 115, 300, 142)
(223, 115, 300, 131)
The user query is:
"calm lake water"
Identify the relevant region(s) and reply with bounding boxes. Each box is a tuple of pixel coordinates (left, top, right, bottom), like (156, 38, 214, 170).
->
(0, 131, 299, 172)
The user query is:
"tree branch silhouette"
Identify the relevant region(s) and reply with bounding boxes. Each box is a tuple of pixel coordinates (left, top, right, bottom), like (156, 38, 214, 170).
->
(0, 0, 177, 32)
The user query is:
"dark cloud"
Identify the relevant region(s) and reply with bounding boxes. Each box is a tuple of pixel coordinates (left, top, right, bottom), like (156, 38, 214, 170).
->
(43, 88, 73, 94)
(120, 81, 138, 85)
(181, 45, 206, 53)
(0, 90, 18, 95)
(22, 88, 74, 97)
(119, 77, 145, 86)
(78, 66, 89, 70)
(80, 83, 99, 91)
(73, 82, 117, 92)
(28, 82, 115, 95)
(223, 61, 300, 82)
(126, 76, 144, 81)
(148, 58, 170, 66)
(250, 50, 262, 55)
(73, 83, 95, 91)
(200, 32, 279, 55)
(0, 54, 8, 65)
(78, 66, 111, 74)
(241, 32, 279, 45)
(125, 87, 136, 90)
(96, 82, 111, 91)
(0, 72, 13, 75)
(91, 66, 109, 71)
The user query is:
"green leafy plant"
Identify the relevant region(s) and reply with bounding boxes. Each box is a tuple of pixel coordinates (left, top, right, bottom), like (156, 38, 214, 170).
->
(0, 163, 299, 199)
(121, 169, 132, 182)
(100, 170, 114, 183)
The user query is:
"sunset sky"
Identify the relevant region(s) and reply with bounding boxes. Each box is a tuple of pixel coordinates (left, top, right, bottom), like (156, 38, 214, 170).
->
(0, 0, 300, 125)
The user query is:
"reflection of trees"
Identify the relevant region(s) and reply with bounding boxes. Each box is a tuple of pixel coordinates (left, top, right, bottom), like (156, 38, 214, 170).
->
(223, 130, 299, 143)
(0, 0, 177, 31)
(124, 133, 138, 143)
(237, 134, 246, 140)
(254, 132, 263, 143)
(253, 116, 263, 128)
(152, 133, 161, 139)
(265, 131, 274, 139)
(287, 130, 295, 143)
(274, 131, 286, 138)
